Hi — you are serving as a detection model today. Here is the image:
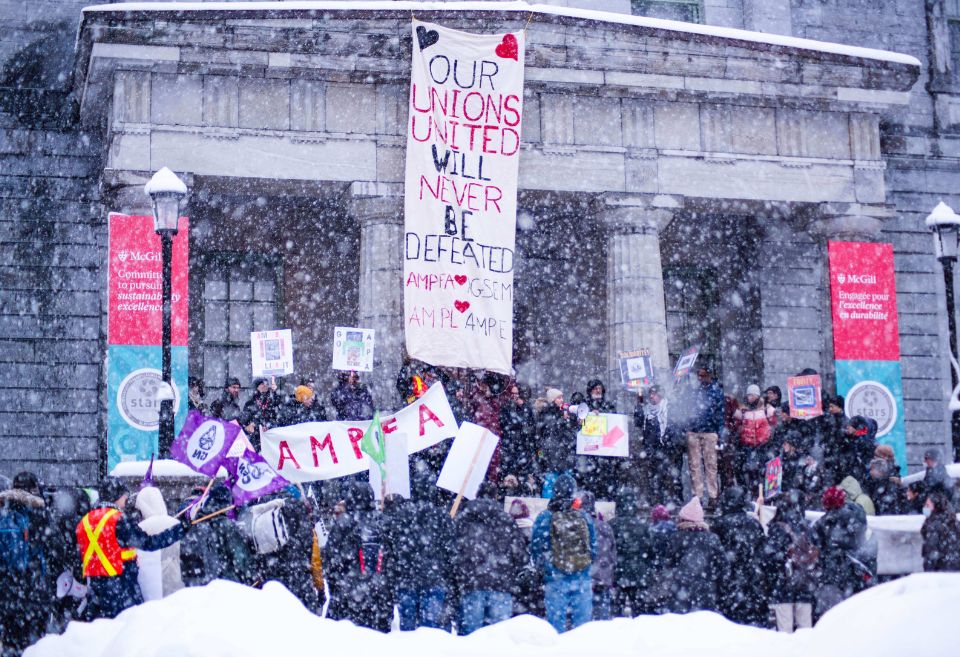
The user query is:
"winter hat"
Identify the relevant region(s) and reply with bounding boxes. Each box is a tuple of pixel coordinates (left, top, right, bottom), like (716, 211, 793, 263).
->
(99, 477, 129, 503)
(822, 486, 846, 511)
(650, 504, 670, 522)
(225, 377, 241, 388)
(745, 384, 761, 398)
(875, 444, 895, 461)
(252, 377, 268, 389)
(553, 473, 577, 500)
(545, 388, 563, 404)
(12, 471, 40, 494)
(924, 448, 942, 463)
(294, 385, 314, 404)
(678, 497, 705, 524)
(509, 499, 530, 520)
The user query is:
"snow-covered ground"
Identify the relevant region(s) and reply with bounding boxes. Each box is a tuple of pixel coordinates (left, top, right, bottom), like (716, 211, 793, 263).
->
(26, 573, 960, 657)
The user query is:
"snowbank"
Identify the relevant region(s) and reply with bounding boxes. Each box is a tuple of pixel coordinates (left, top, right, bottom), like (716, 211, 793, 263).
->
(25, 575, 960, 657)
(81, 1, 920, 68)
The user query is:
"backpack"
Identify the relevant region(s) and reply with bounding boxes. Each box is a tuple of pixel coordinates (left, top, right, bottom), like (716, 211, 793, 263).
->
(238, 499, 289, 555)
(0, 507, 31, 574)
(783, 524, 819, 588)
(550, 510, 592, 574)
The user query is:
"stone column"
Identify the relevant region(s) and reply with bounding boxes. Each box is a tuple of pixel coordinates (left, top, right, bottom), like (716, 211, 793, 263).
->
(599, 203, 673, 410)
(351, 189, 404, 411)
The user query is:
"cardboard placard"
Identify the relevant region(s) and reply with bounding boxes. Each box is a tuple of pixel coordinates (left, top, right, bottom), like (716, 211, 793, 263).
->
(788, 374, 823, 418)
(251, 329, 294, 377)
(332, 326, 375, 372)
(576, 413, 630, 458)
(619, 348, 654, 390)
(436, 422, 499, 501)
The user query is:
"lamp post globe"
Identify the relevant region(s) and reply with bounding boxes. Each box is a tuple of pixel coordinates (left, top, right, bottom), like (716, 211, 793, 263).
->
(926, 201, 960, 461)
(145, 167, 186, 457)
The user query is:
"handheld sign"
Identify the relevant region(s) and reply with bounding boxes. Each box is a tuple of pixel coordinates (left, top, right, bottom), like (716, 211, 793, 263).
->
(332, 326, 375, 372)
(437, 422, 499, 515)
(576, 413, 630, 458)
(251, 329, 294, 377)
(764, 456, 783, 499)
(619, 348, 654, 391)
(368, 433, 411, 501)
(673, 346, 700, 382)
(788, 374, 823, 418)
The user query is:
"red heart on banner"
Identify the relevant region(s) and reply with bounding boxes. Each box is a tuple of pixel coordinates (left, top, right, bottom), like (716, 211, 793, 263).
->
(454, 300, 470, 313)
(454, 275, 467, 286)
(495, 34, 518, 61)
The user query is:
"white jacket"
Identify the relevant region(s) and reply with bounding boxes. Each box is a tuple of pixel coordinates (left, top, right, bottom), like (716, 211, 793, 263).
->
(135, 486, 184, 600)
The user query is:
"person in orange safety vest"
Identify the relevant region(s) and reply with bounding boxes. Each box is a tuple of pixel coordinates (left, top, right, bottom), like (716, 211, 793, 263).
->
(76, 477, 189, 619)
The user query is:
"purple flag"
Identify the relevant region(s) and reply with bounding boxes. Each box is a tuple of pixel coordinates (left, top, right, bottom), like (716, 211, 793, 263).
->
(170, 410, 240, 477)
(224, 448, 289, 506)
(141, 453, 155, 490)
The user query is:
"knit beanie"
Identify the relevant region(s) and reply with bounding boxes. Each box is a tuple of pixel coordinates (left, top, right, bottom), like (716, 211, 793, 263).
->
(745, 384, 761, 398)
(822, 486, 846, 511)
(650, 504, 670, 522)
(294, 385, 314, 404)
(678, 497, 705, 524)
(545, 388, 563, 404)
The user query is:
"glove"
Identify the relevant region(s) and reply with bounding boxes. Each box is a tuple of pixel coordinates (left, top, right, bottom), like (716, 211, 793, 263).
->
(179, 514, 193, 534)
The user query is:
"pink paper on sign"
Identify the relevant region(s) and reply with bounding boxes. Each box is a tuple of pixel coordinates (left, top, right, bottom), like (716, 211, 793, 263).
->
(602, 426, 625, 448)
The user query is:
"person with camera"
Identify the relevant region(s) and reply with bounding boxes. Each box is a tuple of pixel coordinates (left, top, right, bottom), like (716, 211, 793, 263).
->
(537, 388, 581, 498)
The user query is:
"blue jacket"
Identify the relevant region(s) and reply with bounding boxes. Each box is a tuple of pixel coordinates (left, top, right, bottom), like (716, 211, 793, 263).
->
(530, 508, 596, 584)
(689, 381, 724, 434)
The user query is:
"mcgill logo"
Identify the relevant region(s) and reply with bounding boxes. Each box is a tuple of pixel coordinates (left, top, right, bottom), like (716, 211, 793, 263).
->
(837, 273, 876, 285)
(117, 250, 160, 263)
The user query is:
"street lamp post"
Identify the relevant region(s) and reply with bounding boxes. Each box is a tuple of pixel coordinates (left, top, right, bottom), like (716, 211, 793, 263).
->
(926, 201, 960, 461)
(145, 167, 187, 457)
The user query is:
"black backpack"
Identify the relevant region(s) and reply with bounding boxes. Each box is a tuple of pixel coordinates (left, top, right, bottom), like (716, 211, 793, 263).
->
(783, 523, 819, 589)
(550, 510, 592, 574)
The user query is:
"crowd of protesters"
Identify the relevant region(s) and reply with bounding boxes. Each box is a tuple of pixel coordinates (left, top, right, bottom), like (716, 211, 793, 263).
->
(2, 364, 959, 654)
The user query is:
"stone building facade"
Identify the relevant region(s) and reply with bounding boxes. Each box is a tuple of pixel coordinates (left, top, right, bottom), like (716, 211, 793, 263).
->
(0, 0, 958, 484)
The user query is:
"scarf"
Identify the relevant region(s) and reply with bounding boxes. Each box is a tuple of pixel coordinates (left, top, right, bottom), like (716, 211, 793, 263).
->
(644, 398, 669, 439)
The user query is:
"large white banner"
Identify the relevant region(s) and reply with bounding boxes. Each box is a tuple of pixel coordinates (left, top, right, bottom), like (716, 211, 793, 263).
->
(261, 384, 457, 482)
(404, 20, 525, 374)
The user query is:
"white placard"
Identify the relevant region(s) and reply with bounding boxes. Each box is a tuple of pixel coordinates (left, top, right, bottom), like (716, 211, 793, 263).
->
(403, 20, 525, 374)
(332, 326, 375, 372)
(576, 413, 630, 458)
(436, 422, 499, 501)
(251, 329, 294, 377)
(368, 433, 411, 501)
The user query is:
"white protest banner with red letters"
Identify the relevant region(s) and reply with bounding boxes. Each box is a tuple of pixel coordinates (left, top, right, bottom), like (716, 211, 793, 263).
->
(404, 20, 525, 375)
(261, 383, 457, 482)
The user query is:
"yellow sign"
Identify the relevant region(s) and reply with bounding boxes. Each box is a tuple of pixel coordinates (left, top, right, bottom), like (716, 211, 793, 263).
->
(581, 414, 607, 437)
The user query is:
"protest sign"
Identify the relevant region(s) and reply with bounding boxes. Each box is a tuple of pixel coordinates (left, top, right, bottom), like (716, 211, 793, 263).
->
(332, 326, 374, 372)
(437, 422, 500, 511)
(576, 413, 630, 458)
(368, 433, 412, 501)
(673, 346, 700, 382)
(251, 329, 294, 377)
(404, 20, 525, 375)
(106, 213, 189, 471)
(788, 374, 823, 418)
(619, 349, 654, 390)
(224, 448, 289, 506)
(170, 411, 240, 477)
(764, 456, 783, 499)
(262, 383, 457, 483)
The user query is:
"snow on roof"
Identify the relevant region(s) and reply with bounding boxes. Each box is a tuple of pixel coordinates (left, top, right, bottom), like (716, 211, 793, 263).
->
(82, 1, 921, 68)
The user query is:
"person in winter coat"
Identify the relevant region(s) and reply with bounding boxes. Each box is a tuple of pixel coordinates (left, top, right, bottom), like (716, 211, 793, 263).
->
(499, 383, 539, 488)
(452, 482, 529, 633)
(921, 449, 955, 500)
(260, 491, 321, 612)
(764, 489, 817, 632)
(537, 390, 579, 496)
(839, 476, 876, 516)
(78, 477, 187, 619)
(0, 472, 51, 654)
(180, 484, 252, 587)
(45, 486, 90, 630)
(279, 385, 328, 426)
(921, 486, 960, 572)
(824, 416, 875, 486)
(381, 471, 454, 631)
(712, 487, 768, 626)
(813, 486, 872, 615)
(632, 386, 682, 507)
(608, 487, 652, 617)
(644, 505, 678, 615)
(685, 367, 725, 508)
(585, 379, 617, 414)
(210, 377, 243, 421)
(530, 474, 596, 632)
(241, 377, 283, 450)
(580, 491, 616, 620)
(330, 371, 375, 421)
(667, 497, 725, 613)
(135, 486, 184, 601)
(733, 385, 778, 492)
(864, 458, 903, 516)
(324, 480, 393, 632)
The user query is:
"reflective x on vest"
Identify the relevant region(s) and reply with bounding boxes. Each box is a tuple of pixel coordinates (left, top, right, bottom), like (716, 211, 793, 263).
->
(79, 509, 136, 577)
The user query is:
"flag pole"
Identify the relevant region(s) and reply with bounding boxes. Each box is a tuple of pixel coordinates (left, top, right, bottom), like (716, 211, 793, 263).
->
(192, 505, 236, 524)
(449, 430, 488, 519)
